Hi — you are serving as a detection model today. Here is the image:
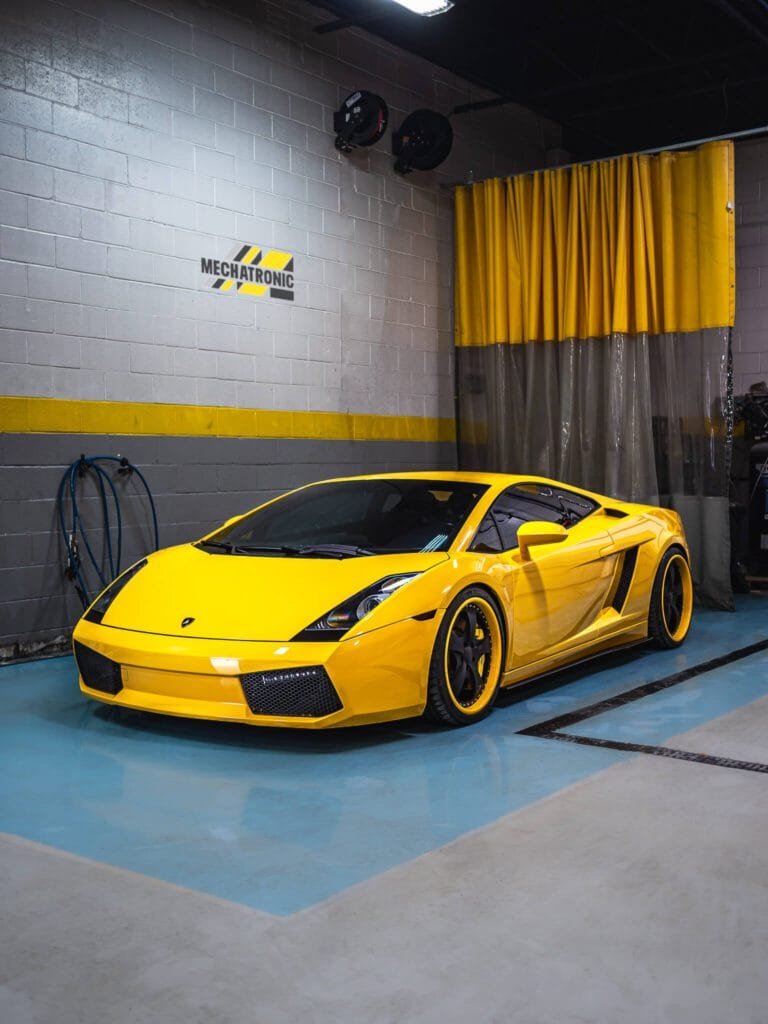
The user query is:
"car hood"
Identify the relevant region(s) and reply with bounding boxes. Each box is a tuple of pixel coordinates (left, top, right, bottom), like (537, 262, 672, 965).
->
(100, 543, 448, 642)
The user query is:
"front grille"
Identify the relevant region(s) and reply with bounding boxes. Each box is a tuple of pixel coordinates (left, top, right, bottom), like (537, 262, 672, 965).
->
(240, 666, 342, 718)
(74, 641, 123, 695)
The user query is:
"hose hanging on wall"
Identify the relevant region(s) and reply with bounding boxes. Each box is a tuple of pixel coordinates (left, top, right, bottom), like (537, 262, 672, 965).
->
(56, 454, 159, 609)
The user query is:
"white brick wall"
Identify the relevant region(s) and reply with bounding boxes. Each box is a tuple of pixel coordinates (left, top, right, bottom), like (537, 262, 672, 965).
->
(0, 0, 561, 422)
(735, 137, 768, 397)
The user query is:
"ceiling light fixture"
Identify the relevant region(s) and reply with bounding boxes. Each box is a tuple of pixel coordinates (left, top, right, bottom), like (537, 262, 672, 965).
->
(388, 0, 454, 16)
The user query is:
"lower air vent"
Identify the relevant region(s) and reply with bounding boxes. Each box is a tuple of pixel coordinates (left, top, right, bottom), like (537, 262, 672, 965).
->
(74, 641, 123, 695)
(240, 666, 342, 718)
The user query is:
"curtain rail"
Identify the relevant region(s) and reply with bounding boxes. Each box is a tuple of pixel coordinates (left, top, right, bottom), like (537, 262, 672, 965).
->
(440, 124, 768, 189)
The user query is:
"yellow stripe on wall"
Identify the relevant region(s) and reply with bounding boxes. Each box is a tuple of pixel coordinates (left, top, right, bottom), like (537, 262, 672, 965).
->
(0, 396, 456, 444)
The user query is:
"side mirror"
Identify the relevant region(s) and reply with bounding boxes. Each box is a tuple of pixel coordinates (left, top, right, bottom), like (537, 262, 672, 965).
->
(220, 514, 244, 529)
(517, 521, 567, 561)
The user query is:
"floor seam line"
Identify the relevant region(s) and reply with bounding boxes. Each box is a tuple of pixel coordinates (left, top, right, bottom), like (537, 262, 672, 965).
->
(539, 731, 768, 774)
(518, 636, 768, 736)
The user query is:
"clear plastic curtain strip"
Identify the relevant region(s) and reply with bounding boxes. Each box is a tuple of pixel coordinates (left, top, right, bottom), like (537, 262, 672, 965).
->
(456, 328, 733, 609)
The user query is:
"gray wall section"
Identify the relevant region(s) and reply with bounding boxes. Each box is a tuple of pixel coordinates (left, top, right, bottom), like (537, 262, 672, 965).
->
(0, 431, 456, 652)
(0, 0, 561, 423)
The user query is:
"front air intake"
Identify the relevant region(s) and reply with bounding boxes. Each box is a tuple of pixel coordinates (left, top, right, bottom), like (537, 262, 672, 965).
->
(240, 666, 342, 718)
(74, 641, 123, 695)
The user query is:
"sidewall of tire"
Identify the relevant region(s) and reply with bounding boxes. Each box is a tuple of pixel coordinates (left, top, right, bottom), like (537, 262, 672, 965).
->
(425, 587, 505, 727)
(648, 545, 693, 649)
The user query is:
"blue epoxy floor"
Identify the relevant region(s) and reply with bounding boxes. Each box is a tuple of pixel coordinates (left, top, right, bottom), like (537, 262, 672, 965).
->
(561, 647, 768, 745)
(1, 597, 767, 916)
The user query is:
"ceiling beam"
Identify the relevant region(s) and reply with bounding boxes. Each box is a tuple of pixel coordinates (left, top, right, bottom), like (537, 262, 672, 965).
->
(314, 11, 391, 34)
(451, 44, 751, 117)
(706, 0, 768, 47)
(607, 11, 676, 65)
(527, 46, 752, 102)
(565, 70, 768, 122)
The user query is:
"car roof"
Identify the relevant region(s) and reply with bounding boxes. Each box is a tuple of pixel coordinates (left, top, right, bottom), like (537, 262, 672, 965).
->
(305, 470, 604, 498)
(321, 470, 552, 483)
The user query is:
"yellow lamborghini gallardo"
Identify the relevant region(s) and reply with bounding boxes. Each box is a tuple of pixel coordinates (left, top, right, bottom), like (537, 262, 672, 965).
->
(73, 472, 693, 729)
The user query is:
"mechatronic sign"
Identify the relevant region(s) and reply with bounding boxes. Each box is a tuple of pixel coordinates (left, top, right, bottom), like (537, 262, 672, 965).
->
(200, 244, 294, 300)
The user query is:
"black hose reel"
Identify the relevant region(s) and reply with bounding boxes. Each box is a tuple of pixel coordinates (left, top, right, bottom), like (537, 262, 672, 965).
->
(333, 91, 389, 153)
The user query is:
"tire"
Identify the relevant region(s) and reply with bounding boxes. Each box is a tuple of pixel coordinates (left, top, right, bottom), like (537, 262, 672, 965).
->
(648, 546, 694, 648)
(425, 587, 505, 726)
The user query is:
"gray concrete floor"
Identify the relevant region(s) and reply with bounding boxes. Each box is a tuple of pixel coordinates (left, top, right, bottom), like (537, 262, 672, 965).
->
(2, 696, 767, 1024)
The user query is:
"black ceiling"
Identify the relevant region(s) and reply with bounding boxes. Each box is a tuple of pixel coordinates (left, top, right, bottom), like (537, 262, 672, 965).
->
(306, 0, 768, 160)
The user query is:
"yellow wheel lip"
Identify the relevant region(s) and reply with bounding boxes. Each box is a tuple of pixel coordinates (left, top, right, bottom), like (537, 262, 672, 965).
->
(660, 553, 693, 643)
(442, 595, 503, 716)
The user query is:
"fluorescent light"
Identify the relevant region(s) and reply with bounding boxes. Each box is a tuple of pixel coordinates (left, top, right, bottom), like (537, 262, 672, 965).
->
(389, 0, 454, 15)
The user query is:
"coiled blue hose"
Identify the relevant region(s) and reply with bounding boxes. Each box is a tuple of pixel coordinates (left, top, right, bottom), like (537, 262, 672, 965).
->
(56, 454, 159, 608)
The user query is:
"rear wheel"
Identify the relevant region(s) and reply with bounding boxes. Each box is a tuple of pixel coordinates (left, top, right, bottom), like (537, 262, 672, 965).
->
(425, 588, 504, 726)
(648, 547, 693, 648)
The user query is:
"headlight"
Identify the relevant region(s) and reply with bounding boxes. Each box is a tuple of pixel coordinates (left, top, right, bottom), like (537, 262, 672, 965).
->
(294, 573, 420, 640)
(83, 559, 148, 624)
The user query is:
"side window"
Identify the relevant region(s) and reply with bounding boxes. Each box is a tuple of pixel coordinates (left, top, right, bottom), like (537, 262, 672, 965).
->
(470, 482, 596, 553)
(470, 491, 545, 553)
(471, 513, 503, 553)
(515, 482, 598, 525)
(492, 491, 560, 550)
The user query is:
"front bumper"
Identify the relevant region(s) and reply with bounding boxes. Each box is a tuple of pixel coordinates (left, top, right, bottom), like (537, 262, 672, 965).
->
(72, 613, 442, 728)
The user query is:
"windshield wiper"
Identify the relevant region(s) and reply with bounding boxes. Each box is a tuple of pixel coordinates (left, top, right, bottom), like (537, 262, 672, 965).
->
(196, 541, 301, 555)
(196, 540, 236, 552)
(197, 541, 377, 558)
(231, 543, 302, 555)
(294, 544, 377, 559)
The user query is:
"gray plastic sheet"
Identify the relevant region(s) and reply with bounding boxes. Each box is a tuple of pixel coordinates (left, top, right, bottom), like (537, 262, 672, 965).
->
(456, 328, 733, 608)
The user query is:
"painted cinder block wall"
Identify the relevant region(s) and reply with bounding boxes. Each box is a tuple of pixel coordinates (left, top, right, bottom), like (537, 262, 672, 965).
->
(0, 0, 561, 651)
(734, 137, 768, 397)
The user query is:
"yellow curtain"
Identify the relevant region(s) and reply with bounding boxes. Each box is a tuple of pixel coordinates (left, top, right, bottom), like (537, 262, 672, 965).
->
(455, 140, 735, 347)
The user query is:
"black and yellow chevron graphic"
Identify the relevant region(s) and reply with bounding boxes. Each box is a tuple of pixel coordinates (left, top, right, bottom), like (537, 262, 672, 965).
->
(205, 244, 294, 300)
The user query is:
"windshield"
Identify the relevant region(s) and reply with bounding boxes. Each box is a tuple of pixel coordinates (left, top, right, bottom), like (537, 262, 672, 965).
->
(202, 479, 488, 556)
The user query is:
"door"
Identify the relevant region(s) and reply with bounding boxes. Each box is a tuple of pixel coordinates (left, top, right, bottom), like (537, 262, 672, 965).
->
(470, 483, 615, 665)
(511, 517, 614, 661)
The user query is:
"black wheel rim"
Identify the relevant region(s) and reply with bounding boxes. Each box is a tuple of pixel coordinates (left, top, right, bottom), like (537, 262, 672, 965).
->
(447, 602, 492, 707)
(663, 560, 685, 635)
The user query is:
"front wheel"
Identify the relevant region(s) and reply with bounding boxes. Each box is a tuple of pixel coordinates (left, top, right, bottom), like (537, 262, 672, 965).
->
(425, 588, 505, 726)
(648, 547, 693, 648)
